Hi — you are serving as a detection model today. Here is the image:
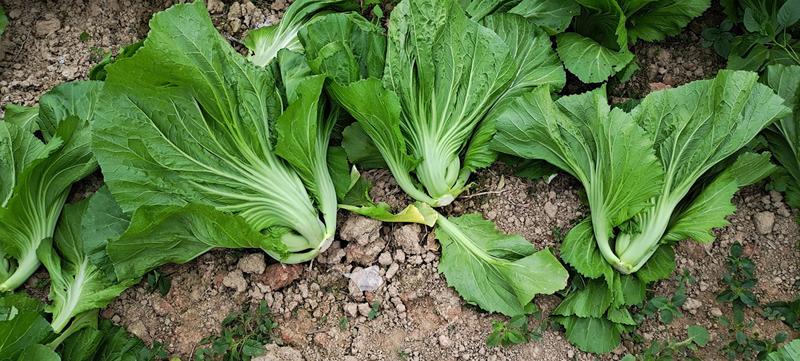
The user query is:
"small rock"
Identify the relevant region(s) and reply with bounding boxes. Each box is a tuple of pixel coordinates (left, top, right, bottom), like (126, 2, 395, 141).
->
(386, 263, 400, 280)
(682, 297, 702, 312)
(348, 265, 384, 292)
(344, 303, 359, 317)
(439, 334, 452, 348)
(753, 211, 775, 235)
(256, 264, 303, 290)
(340, 215, 382, 245)
(543, 202, 557, 218)
(394, 249, 406, 263)
(223, 270, 247, 293)
(711, 307, 723, 317)
(394, 224, 423, 254)
(207, 0, 225, 13)
(271, 0, 287, 10)
(127, 320, 149, 341)
(35, 18, 61, 37)
(152, 298, 173, 316)
(238, 253, 266, 274)
(378, 252, 393, 266)
(345, 238, 387, 265)
(357, 303, 372, 317)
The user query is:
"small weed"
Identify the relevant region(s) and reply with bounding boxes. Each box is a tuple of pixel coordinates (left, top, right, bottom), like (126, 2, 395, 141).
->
(763, 298, 800, 331)
(638, 273, 691, 324)
(89, 47, 109, 63)
(721, 307, 787, 360)
(338, 316, 349, 331)
(397, 350, 410, 360)
(194, 301, 278, 361)
(622, 325, 709, 361)
(551, 226, 565, 242)
(717, 243, 758, 308)
(367, 301, 381, 320)
(145, 270, 171, 297)
(486, 315, 529, 348)
(79, 31, 91, 42)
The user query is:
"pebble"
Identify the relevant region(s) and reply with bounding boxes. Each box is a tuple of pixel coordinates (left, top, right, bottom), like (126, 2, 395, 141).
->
(394, 224, 424, 254)
(711, 307, 723, 317)
(378, 251, 393, 266)
(386, 263, 400, 280)
(357, 303, 372, 317)
(237, 253, 266, 274)
(753, 211, 775, 235)
(34, 18, 61, 37)
(344, 303, 358, 317)
(543, 202, 558, 218)
(439, 334, 452, 347)
(222, 269, 247, 293)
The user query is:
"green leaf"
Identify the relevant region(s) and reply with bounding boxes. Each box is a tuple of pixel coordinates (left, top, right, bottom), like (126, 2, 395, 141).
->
(340, 202, 438, 226)
(553, 279, 611, 318)
(341, 123, 387, 169)
(2, 104, 39, 133)
(0, 6, 7, 37)
(436, 214, 568, 316)
(607, 307, 636, 325)
(665, 152, 775, 243)
(0, 294, 52, 361)
(687, 325, 710, 346)
(40, 188, 139, 333)
(556, 33, 634, 83)
(16, 344, 60, 361)
(298, 12, 386, 84)
(0, 81, 100, 292)
(243, 0, 358, 67)
(556, 316, 621, 354)
(560, 219, 612, 279)
(764, 64, 800, 209)
(108, 203, 287, 280)
(635, 245, 675, 284)
(508, 0, 580, 34)
(59, 327, 103, 361)
(626, 0, 712, 43)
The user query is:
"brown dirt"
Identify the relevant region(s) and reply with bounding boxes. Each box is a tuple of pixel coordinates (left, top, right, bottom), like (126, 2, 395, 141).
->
(1, 1, 798, 361)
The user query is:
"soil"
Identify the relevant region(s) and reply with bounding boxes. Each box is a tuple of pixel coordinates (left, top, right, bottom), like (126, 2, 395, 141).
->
(1, 1, 798, 361)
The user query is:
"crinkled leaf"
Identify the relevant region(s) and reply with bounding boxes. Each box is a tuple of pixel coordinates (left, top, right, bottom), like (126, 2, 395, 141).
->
(764, 64, 800, 209)
(556, 316, 621, 354)
(508, 0, 580, 34)
(634, 245, 675, 284)
(626, 0, 711, 43)
(556, 33, 634, 83)
(437, 214, 567, 316)
(553, 279, 611, 318)
(3, 104, 39, 133)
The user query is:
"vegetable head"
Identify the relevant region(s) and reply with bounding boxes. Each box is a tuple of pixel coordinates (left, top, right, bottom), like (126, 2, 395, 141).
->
(0, 81, 100, 292)
(92, 1, 343, 269)
(301, 0, 565, 207)
(492, 70, 789, 352)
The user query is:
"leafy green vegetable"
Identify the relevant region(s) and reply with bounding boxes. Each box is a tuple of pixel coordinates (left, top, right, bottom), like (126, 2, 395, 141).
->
(243, 0, 357, 67)
(93, 1, 350, 268)
(299, 2, 568, 316)
(194, 300, 278, 361)
(493, 70, 789, 352)
(717, 0, 800, 72)
(0, 81, 100, 292)
(39, 188, 139, 333)
(764, 64, 800, 208)
(555, 0, 710, 82)
(303, 0, 564, 207)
